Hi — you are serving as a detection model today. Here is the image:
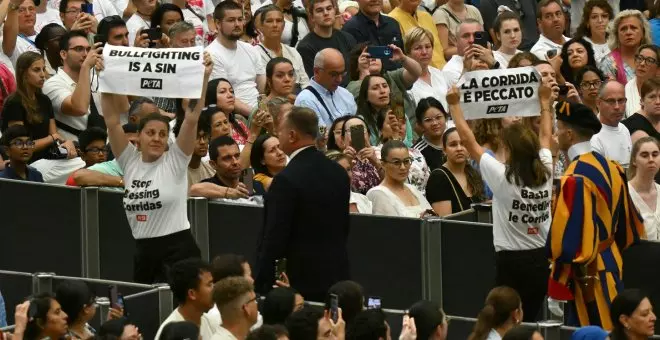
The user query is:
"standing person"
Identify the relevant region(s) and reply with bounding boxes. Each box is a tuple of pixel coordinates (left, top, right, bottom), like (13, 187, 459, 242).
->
(492, 11, 522, 69)
(254, 106, 351, 302)
(574, 0, 614, 65)
(388, 0, 446, 69)
(530, 0, 568, 61)
(432, 0, 483, 61)
(599, 10, 651, 85)
(548, 100, 645, 330)
(624, 44, 659, 118)
(101, 53, 213, 284)
(590, 81, 633, 168)
(449, 83, 555, 322)
(627, 137, 660, 241)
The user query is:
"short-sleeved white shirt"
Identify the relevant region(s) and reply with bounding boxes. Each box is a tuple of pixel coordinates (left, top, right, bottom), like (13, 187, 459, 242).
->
(408, 66, 450, 112)
(126, 14, 150, 47)
(116, 142, 192, 239)
(479, 148, 554, 251)
(35, 8, 63, 34)
(205, 39, 263, 109)
(94, 0, 129, 21)
(155, 308, 220, 340)
(4, 34, 40, 68)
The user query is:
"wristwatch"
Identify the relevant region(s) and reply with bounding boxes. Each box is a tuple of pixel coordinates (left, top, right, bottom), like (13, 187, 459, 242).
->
(8, 2, 19, 11)
(490, 61, 501, 70)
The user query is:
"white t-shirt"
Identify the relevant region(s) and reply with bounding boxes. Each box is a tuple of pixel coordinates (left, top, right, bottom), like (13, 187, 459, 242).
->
(126, 14, 150, 47)
(35, 8, 63, 34)
(155, 308, 220, 340)
(441, 55, 463, 86)
(493, 50, 521, 68)
(206, 305, 263, 331)
(94, 0, 130, 21)
(183, 7, 206, 47)
(625, 77, 641, 118)
(408, 66, 450, 112)
(590, 123, 632, 168)
(4, 34, 40, 68)
(487, 329, 502, 340)
(530, 34, 568, 61)
(584, 36, 610, 66)
(116, 142, 192, 239)
(205, 40, 263, 109)
(479, 148, 554, 251)
(350, 192, 373, 214)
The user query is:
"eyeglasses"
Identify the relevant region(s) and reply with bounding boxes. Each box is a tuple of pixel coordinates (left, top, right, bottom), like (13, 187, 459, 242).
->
(69, 46, 92, 53)
(243, 296, 258, 306)
(602, 98, 627, 106)
(17, 6, 36, 14)
(635, 55, 659, 66)
(65, 8, 82, 15)
(10, 140, 35, 148)
(85, 147, 108, 154)
(384, 158, 413, 167)
(423, 115, 445, 124)
(580, 80, 602, 90)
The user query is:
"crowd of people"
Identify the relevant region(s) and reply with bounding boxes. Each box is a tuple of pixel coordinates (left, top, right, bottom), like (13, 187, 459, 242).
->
(0, 0, 659, 338)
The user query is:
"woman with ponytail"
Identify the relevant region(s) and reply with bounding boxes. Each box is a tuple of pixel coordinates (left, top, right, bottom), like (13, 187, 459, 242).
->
(469, 286, 523, 340)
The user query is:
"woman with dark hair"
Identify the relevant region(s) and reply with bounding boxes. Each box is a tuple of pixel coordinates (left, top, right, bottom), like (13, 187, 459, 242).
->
(55, 280, 100, 339)
(426, 127, 484, 216)
(450, 83, 554, 322)
(575, 65, 606, 113)
(508, 52, 540, 68)
(34, 23, 67, 77)
(262, 287, 304, 325)
(149, 3, 183, 37)
(356, 74, 413, 147)
(256, 6, 308, 91)
(412, 97, 448, 171)
(502, 326, 543, 340)
(468, 286, 523, 340)
(163, 0, 205, 46)
(205, 78, 251, 145)
(625, 44, 660, 118)
(22, 293, 69, 340)
(367, 140, 433, 217)
(249, 133, 287, 195)
(1, 51, 76, 161)
(327, 116, 351, 152)
(264, 57, 295, 101)
(610, 289, 656, 340)
(341, 116, 382, 195)
(493, 11, 523, 68)
(560, 37, 598, 85)
(327, 151, 373, 214)
(575, 0, 614, 65)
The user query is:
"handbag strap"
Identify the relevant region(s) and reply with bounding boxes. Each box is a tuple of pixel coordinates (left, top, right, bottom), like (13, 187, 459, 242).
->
(434, 167, 465, 211)
(441, 7, 462, 25)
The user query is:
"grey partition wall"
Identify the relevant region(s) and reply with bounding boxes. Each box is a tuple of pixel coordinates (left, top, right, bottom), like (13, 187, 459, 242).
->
(347, 214, 425, 310)
(208, 201, 265, 267)
(98, 189, 136, 282)
(0, 179, 84, 322)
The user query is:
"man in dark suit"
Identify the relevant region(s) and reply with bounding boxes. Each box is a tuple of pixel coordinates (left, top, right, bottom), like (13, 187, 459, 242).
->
(254, 106, 351, 302)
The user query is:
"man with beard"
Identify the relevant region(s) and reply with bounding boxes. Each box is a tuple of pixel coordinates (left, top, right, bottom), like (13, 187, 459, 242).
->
(43, 30, 105, 141)
(190, 135, 251, 199)
(205, 0, 265, 117)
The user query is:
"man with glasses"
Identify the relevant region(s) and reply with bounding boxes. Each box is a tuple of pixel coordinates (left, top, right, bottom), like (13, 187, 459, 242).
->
(43, 30, 104, 141)
(2, 0, 41, 71)
(206, 0, 265, 117)
(0, 125, 44, 182)
(295, 48, 357, 127)
(591, 81, 632, 168)
(211, 276, 259, 340)
(59, 0, 97, 33)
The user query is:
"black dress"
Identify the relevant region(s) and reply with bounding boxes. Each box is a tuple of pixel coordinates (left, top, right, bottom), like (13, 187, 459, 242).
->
(425, 166, 474, 214)
(1, 93, 54, 161)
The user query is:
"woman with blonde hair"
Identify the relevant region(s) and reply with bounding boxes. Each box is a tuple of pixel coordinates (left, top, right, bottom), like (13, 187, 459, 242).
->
(599, 10, 653, 84)
(628, 136, 660, 240)
(405, 26, 451, 112)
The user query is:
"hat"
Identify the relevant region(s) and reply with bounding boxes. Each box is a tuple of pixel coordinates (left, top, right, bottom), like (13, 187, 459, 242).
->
(408, 301, 444, 340)
(555, 101, 602, 135)
(571, 326, 609, 340)
(339, 1, 359, 12)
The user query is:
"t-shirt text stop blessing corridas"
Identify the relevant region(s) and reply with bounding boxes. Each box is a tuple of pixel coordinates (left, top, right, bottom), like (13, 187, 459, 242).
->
(116, 142, 192, 239)
(479, 148, 554, 251)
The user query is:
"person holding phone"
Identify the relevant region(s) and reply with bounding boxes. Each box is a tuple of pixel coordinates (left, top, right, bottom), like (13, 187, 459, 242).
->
(60, 0, 98, 34)
(102, 52, 212, 284)
(367, 140, 433, 218)
(530, 0, 568, 61)
(449, 83, 554, 322)
(341, 116, 382, 195)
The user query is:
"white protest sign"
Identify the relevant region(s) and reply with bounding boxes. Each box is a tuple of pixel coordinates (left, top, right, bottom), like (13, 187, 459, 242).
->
(458, 66, 541, 120)
(99, 45, 204, 98)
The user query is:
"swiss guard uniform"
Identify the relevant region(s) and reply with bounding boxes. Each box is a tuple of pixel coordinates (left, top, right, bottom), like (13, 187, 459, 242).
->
(546, 101, 645, 330)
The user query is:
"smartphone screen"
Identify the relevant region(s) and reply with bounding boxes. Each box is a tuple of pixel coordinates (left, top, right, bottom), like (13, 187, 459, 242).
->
(329, 294, 339, 323)
(242, 168, 254, 196)
(558, 85, 569, 96)
(547, 49, 558, 59)
(275, 258, 287, 281)
(145, 28, 161, 41)
(82, 3, 93, 14)
(473, 31, 488, 47)
(350, 125, 366, 152)
(367, 46, 393, 59)
(367, 296, 381, 309)
(117, 294, 125, 310)
(257, 94, 268, 113)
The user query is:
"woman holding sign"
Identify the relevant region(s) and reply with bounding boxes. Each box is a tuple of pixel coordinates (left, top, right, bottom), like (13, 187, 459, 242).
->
(102, 53, 213, 284)
(448, 83, 554, 322)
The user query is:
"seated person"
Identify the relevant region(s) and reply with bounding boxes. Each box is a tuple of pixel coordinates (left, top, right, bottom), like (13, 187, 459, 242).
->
(189, 136, 251, 199)
(249, 133, 287, 195)
(0, 125, 44, 182)
(173, 112, 215, 188)
(76, 127, 108, 168)
(66, 123, 138, 188)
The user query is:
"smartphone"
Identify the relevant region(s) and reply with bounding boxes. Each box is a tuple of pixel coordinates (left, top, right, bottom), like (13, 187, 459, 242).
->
(93, 34, 105, 47)
(350, 125, 366, 152)
(558, 84, 569, 96)
(257, 94, 268, 113)
(367, 46, 393, 59)
(328, 294, 339, 323)
(117, 293, 125, 310)
(108, 285, 119, 308)
(367, 296, 382, 310)
(547, 49, 558, 59)
(242, 168, 254, 196)
(28, 300, 38, 319)
(275, 258, 287, 281)
(81, 3, 93, 14)
(144, 27, 161, 41)
(318, 126, 327, 140)
(473, 31, 488, 47)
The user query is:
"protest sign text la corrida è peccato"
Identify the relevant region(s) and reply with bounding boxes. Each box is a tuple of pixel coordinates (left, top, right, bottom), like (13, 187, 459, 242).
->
(460, 71, 539, 103)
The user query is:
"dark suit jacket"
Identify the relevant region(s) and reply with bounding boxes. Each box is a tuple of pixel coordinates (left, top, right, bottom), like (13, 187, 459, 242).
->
(255, 146, 351, 301)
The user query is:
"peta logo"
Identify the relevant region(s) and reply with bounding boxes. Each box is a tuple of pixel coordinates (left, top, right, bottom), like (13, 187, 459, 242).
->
(140, 78, 163, 90)
(487, 105, 509, 114)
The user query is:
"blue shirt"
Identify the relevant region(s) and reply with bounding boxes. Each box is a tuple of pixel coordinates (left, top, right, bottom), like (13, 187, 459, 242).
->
(651, 18, 660, 47)
(0, 164, 44, 182)
(295, 78, 357, 127)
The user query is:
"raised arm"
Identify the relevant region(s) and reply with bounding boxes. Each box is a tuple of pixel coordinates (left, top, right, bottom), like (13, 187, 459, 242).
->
(538, 84, 553, 150)
(446, 86, 485, 162)
(176, 52, 213, 156)
(388, 44, 422, 88)
(102, 92, 130, 158)
(2, 0, 20, 57)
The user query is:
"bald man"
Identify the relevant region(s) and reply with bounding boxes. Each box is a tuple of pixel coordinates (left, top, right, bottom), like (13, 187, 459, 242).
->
(591, 80, 633, 168)
(294, 48, 357, 127)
